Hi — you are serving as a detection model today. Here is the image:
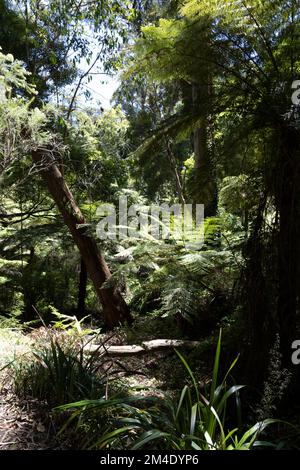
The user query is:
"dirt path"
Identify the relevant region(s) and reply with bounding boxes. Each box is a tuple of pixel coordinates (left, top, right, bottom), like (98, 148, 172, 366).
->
(0, 386, 64, 450)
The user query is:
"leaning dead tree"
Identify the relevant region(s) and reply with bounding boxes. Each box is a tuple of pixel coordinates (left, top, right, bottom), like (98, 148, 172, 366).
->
(32, 149, 133, 329)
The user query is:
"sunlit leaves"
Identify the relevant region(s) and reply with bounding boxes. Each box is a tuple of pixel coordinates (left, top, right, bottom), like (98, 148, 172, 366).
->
(0, 48, 37, 97)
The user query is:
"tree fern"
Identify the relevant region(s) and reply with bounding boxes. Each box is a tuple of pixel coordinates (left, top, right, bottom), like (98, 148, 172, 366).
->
(107, 220, 237, 325)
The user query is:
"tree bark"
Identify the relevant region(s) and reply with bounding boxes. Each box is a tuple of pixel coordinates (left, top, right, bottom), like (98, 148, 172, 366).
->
(32, 149, 133, 329)
(77, 257, 87, 319)
(192, 83, 217, 216)
(192, 84, 208, 171)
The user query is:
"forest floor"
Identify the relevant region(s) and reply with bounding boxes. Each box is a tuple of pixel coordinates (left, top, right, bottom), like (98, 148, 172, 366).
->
(0, 389, 63, 450)
(0, 328, 61, 449)
(0, 321, 203, 450)
(0, 329, 50, 449)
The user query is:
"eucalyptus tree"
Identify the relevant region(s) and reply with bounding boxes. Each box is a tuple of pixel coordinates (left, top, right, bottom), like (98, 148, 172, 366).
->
(0, 0, 141, 327)
(0, 49, 133, 327)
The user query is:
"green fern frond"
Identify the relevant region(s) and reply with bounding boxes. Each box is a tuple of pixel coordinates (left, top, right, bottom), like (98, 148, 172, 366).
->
(161, 279, 201, 324)
(132, 112, 203, 162)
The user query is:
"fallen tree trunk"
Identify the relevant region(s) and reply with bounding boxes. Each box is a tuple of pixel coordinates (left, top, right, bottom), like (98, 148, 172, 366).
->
(32, 149, 133, 328)
(86, 339, 200, 356)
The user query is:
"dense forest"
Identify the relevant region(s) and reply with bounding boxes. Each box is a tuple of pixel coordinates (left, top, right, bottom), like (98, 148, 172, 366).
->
(0, 0, 300, 455)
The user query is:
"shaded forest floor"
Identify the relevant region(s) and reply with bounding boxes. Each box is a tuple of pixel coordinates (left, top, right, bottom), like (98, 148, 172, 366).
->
(0, 329, 58, 449)
(0, 320, 299, 450)
(0, 320, 210, 450)
(0, 330, 52, 449)
(0, 390, 62, 450)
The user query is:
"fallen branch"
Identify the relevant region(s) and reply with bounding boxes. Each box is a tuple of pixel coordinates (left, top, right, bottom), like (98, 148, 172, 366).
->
(85, 339, 200, 357)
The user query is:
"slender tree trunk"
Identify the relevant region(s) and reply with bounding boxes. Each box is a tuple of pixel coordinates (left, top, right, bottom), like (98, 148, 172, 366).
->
(149, 87, 185, 203)
(165, 139, 186, 204)
(32, 149, 133, 329)
(22, 246, 36, 322)
(77, 257, 87, 319)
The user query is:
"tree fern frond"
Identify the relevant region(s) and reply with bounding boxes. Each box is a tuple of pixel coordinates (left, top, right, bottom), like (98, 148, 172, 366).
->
(132, 111, 202, 161)
(161, 278, 201, 324)
(181, 250, 233, 275)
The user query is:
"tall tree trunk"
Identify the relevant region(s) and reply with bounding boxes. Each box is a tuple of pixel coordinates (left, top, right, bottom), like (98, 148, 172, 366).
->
(192, 84, 208, 171)
(241, 124, 300, 387)
(32, 149, 133, 329)
(241, 198, 275, 386)
(77, 257, 87, 319)
(192, 83, 217, 216)
(276, 125, 300, 365)
(193, 125, 208, 170)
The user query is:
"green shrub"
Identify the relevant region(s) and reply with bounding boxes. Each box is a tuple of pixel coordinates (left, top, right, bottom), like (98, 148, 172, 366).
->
(58, 331, 278, 450)
(12, 335, 105, 407)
